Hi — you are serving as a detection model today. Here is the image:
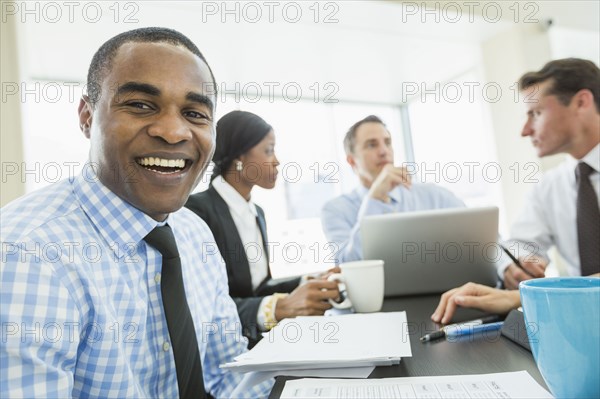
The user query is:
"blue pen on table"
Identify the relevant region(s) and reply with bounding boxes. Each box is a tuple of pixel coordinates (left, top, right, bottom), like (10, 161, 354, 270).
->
(420, 315, 500, 342)
(445, 321, 504, 338)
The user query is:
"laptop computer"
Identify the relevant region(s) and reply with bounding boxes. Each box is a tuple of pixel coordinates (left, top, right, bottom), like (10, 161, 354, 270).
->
(361, 206, 500, 297)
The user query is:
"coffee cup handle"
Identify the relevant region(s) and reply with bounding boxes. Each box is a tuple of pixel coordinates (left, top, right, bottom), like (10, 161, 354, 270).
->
(327, 273, 352, 309)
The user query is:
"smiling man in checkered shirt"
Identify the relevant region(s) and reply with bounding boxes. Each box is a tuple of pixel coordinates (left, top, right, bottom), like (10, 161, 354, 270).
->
(0, 27, 272, 398)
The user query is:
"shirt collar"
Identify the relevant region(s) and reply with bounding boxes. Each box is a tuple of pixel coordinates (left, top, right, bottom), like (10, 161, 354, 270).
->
(581, 143, 600, 173)
(212, 176, 258, 218)
(72, 169, 159, 260)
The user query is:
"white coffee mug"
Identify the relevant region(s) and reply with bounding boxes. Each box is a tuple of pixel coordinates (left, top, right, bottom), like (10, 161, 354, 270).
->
(327, 260, 384, 313)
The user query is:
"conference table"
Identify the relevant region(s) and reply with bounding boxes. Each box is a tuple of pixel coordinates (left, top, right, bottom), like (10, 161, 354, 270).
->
(269, 294, 547, 398)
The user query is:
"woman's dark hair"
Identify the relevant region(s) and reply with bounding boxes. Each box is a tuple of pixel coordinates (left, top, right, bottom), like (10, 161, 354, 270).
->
(211, 111, 272, 180)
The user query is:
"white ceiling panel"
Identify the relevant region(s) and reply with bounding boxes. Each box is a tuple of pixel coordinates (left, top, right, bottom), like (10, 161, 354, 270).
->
(16, 1, 598, 104)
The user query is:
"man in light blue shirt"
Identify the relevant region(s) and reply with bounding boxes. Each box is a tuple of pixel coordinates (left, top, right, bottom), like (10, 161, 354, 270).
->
(321, 115, 465, 263)
(1, 28, 271, 398)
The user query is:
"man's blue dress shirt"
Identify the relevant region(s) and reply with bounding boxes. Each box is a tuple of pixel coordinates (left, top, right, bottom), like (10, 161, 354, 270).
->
(0, 172, 272, 398)
(321, 183, 465, 263)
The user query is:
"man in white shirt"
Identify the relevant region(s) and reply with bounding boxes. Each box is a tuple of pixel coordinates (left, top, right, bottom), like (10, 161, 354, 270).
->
(501, 58, 600, 289)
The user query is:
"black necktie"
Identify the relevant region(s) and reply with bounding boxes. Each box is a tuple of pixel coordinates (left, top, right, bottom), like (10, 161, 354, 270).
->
(576, 162, 600, 276)
(144, 225, 207, 398)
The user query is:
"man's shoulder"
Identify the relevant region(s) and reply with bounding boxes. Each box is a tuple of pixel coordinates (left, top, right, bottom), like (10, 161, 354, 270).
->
(530, 159, 574, 195)
(542, 159, 572, 182)
(1, 180, 81, 243)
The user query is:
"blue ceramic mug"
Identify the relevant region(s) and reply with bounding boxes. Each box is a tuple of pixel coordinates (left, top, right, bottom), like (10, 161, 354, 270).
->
(520, 277, 600, 398)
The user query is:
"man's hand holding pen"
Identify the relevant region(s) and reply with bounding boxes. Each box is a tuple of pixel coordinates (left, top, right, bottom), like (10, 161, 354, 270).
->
(503, 255, 548, 290)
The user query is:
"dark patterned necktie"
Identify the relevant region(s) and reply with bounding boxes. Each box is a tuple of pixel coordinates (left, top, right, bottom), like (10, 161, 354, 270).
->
(144, 225, 207, 398)
(576, 162, 600, 276)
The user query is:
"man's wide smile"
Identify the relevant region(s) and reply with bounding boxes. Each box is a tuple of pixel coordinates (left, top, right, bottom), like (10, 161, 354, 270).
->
(133, 153, 195, 183)
(136, 156, 189, 174)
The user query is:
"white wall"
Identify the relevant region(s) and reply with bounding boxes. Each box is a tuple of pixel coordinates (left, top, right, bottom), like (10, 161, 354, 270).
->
(549, 27, 600, 64)
(481, 24, 552, 228)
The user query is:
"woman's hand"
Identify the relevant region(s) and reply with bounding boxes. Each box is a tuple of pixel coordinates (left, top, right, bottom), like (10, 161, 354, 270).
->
(275, 280, 340, 320)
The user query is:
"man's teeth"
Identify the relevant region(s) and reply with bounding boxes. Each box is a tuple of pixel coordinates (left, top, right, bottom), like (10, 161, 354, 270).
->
(137, 157, 185, 168)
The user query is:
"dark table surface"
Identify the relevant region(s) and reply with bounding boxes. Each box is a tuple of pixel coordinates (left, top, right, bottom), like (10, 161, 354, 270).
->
(269, 294, 546, 398)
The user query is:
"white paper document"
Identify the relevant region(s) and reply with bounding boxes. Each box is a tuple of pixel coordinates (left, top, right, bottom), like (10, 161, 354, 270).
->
(279, 371, 553, 399)
(231, 366, 376, 392)
(221, 312, 412, 372)
(251, 366, 375, 383)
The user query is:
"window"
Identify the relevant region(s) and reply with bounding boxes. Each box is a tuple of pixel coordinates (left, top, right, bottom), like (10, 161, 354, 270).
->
(407, 72, 506, 233)
(21, 81, 88, 192)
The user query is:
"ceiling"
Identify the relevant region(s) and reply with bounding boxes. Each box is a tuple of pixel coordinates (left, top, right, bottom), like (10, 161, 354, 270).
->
(15, 1, 599, 105)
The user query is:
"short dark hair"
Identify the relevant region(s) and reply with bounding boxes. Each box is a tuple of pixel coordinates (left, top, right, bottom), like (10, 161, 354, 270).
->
(86, 27, 217, 107)
(519, 58, 600, 112)
(343, 115, 387, 155)
(211, 111, 272, 181)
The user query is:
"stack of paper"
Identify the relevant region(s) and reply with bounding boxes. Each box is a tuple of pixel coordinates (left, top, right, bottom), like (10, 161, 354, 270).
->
(221, 312, 412, 373)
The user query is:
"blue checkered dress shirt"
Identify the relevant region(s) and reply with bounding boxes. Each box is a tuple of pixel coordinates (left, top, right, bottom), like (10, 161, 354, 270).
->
(1, 173, 273, 398)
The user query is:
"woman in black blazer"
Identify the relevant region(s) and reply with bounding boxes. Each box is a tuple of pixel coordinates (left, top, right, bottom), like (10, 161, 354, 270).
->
(186, 111, 339, 347)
